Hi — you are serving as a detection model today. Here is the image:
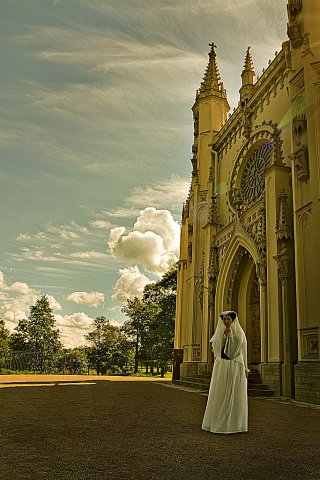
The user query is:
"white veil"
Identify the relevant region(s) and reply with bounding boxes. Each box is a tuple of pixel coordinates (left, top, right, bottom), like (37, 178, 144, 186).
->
(209, 310, 247, 368)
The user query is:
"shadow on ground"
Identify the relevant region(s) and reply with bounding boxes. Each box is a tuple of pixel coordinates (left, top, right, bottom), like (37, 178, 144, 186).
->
(1, 377, 319, 480)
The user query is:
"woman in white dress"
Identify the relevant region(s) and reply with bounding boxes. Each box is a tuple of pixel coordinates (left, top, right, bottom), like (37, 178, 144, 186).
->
(202, 310, 249, 434)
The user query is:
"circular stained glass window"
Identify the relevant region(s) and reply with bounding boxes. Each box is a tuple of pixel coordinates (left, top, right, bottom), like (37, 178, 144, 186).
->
(240, 144, 271, 203)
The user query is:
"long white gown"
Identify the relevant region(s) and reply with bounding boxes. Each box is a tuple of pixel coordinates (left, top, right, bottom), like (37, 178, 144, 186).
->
(202, 311, 248, 434)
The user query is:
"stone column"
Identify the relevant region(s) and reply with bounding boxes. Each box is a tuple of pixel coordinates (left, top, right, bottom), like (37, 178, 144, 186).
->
(273, 243, 294, 397)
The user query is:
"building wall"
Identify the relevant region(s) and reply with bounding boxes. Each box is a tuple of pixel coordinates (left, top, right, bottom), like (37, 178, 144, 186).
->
(174, 0, 320, 403)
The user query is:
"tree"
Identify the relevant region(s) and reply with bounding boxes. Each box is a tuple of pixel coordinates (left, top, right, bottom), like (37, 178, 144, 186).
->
(85, 316, 134, 375)
(57, 348, 88, 375)
(143, 266, 177, 376)
(0, 318, 10, 352)
(10, 295, 61, 372)
(122, 298, 160, 373)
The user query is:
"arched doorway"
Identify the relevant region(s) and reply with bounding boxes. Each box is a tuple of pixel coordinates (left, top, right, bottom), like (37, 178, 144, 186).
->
(215, 236, 262, 369)
(227, 247, 261, 367)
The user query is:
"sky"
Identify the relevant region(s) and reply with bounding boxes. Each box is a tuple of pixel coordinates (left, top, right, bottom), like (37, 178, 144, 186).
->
(0, 0, 288, 348)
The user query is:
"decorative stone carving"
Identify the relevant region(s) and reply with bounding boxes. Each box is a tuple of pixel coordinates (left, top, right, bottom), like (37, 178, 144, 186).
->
(302, 33, 311, 55)
(282, 41, 292, 69)
(300, 328, 320, 360)
(259, 204, 267, 251)
(241, 100, 255, 139)
(191, 158, 197, 177)
(231, 188, 244, 215)
(271, 128, 285, 166)
(196, 254, 205, 310)
(187, 242, 192, 262)
(290, 144, 309, 181)
(193, 113, 199, 137)
(208, 246, 219, 307)
(256, 248, 267, 288)
(287, 0, 302, 19)
(191, 345, 201, 361)
(287, 16, 304, 49)
(208, 194, 219, 224)
(293, 114, 307, 146)
(273, 242, 291, 286)
(276, 186, 292, 240)
(199, 191, 207, 203)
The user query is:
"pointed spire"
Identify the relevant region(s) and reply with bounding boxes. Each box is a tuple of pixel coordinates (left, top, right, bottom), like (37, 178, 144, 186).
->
(199, 43, 227, 98)
(241, 46, 255, 86)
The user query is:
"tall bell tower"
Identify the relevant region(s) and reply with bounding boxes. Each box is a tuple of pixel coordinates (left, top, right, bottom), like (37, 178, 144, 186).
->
(174, 45, 229, 380)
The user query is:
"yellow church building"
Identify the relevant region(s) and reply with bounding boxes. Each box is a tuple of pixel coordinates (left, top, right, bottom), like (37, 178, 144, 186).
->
(174, 0, 320, 404)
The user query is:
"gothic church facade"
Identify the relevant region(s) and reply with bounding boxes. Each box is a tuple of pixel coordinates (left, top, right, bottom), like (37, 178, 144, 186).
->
(174, 0, 320, 404)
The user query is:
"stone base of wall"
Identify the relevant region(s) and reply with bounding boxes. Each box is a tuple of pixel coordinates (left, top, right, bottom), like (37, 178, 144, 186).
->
(180, 362, 213, 380)
(260, 362, 282, 396)
(294, 362, 320, 405)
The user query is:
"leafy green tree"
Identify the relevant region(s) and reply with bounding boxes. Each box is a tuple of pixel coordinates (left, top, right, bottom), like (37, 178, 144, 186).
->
(85, 316, 134, 375)
(10, 295, 61, 372)
(57, 348, 88, 375)
(143, 266, 177, 376)
(0, 318, 10, 352)
(122, 298, 160, 373)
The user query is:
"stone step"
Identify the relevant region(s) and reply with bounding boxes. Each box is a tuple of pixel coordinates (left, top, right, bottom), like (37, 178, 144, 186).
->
(174, 371, 274, 397)
(174, 379, 274, 397)
(248, 388, 274, 397)
(173, 380, 209, 390)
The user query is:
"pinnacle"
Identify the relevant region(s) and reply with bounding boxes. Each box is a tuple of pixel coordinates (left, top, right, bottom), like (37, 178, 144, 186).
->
(243, 46, 255, 73)
(199, 43, 226, 97)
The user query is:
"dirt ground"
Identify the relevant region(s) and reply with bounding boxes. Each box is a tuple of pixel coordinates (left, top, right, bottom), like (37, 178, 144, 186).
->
(0, 375, 319, 480)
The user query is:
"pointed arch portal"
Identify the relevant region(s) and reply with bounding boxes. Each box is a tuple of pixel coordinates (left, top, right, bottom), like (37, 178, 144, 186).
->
(215, 234, 262, 366)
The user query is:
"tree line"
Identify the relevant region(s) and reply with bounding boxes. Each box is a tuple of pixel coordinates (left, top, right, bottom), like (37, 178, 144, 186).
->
(0, 267, 177, 377)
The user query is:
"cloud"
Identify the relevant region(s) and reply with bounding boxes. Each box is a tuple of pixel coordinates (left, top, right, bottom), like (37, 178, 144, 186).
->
(6, 281, 35, 295)
(54, 312, 123, 348)
(46, 294, 63, 311)
(0, 271, 39, 330)
(66, 291, 105, 308)
(89, 220, 114, 229)
(54, 311, 94, 348)
(103, 207, 140, 219)
(108, 207, 180, 274)
(112, 266, 151, 302)
(0, 270, 61, 331)
(70, 251, 106, 259)
(127, 175, 190, 210)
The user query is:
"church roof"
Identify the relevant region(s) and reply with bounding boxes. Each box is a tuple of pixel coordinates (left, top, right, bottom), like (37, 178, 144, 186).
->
(199, 43, 227, 98)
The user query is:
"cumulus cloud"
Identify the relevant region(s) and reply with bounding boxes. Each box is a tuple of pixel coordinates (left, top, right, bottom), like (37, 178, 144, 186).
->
(66, 291, 105, 308)
(0, 270, 39, 330)
(6, 281, 35, 295)
(108, 207, 180, 275)
(54, 312, 94, 348)
(0, 270, 61, 331)
(54, 312, 123, 348)
(112, 266, 151, 302)
(46, 294, 63, 311)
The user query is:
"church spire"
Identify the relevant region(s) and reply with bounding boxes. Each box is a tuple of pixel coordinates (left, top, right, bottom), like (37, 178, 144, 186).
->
(240, 47, 256, 105)
(241, 46, 255, 87)
(199, 43, 227, 98)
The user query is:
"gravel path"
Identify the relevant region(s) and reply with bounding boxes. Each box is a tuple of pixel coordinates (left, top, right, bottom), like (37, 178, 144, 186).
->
(0, 376, 319, 480)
